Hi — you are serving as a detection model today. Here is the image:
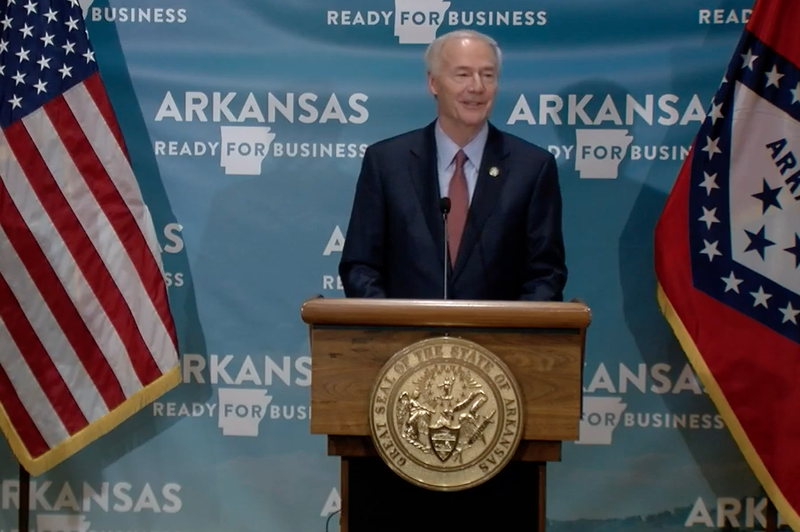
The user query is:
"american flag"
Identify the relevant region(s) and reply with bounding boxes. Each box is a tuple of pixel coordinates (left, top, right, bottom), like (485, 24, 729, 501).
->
(655, 0, 800, 528)
(0, 0, 180, 475)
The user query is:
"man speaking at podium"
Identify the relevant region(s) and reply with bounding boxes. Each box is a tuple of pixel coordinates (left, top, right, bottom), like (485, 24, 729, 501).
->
(339, 29, 567, 301)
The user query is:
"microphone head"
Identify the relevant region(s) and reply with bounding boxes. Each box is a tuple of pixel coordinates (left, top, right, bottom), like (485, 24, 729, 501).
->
(439, 197, 451, 214)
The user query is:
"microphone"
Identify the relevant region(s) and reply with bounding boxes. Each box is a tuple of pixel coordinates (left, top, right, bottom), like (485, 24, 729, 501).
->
(439, 197, 451, 299)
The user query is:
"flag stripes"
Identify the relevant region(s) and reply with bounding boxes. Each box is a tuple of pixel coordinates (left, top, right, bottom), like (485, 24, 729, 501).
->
(0, 0, 180, 476)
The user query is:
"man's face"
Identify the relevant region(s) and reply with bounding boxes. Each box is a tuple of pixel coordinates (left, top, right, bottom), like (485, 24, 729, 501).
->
(428, 37, 498, 131)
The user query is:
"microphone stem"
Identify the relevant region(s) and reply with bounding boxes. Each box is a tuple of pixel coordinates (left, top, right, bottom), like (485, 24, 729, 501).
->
(439, 197, 451, 301)
(443, 213, 449, 300)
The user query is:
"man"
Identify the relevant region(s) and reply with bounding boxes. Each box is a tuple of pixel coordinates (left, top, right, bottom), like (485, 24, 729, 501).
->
(339, 29, 567, 301)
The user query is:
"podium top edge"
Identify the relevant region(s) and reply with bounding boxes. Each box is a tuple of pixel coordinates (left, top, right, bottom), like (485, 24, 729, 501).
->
(299, 298, 591, 329)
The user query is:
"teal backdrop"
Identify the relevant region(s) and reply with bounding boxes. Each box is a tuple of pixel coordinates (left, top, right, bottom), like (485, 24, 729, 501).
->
(1, 0, 783, 531)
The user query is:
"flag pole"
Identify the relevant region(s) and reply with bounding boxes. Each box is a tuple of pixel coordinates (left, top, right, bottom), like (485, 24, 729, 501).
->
(766, 496, 777, 532)
(18, 462, 29, 532)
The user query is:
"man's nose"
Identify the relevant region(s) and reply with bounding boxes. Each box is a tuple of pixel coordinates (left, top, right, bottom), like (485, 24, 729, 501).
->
(467, 73, 485, 92)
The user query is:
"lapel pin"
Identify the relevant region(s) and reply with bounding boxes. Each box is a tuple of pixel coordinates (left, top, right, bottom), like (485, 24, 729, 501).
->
(489, 166, 499, 177)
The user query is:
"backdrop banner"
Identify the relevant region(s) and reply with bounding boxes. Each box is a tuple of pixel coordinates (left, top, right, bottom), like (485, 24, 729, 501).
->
(0, 0, 778, 531)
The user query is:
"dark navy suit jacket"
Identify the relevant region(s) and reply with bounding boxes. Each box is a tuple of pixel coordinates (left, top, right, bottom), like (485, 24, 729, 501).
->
(339, 121, 567, 301)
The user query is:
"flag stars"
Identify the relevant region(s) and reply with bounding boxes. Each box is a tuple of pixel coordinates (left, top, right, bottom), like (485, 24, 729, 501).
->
(44, 8, 58, 23)
(779, 302, 800, 325)
(83, 49, 95, 63)
(752, 178, 782, 213)
(1, 15, 13, 30)
(37, 55, 50, 70)
(0, 39, 8, 53)
(702, 136, 722, 160)
(744, 225, 775, 260)
(62, 40, 75, 55)
(765, 65, 784, 88)
(701, 239, 722, 262)
(791, 82, 800, 105)
(65, 16, 79, 31)
(40, 32, 54, 47)
(19, 23, 34, 38)
(23, 0, 37, 14)
(58, 64, 72, 79)
(721, 272, 743, 293)
(699, 172, 719, 195)
(15, 47, 29, 62)
(784, 234, 800, 267)
(741, 48, 758, 70)
(12, 71, 25, 85)
(707, 102, 724, 125)
(750, 286, 772, 308)
(699, 206, 719, 230)
(8, 95, 22, 109)
(33, 79, 46, 94)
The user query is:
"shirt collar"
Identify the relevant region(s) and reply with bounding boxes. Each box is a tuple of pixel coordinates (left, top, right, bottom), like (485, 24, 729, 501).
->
(435, 120, 489, 169)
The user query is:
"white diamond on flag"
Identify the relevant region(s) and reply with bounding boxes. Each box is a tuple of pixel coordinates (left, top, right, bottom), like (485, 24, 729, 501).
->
(729, 81, 800, 297)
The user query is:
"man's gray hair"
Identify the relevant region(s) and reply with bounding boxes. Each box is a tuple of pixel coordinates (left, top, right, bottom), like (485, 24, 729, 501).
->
(424, 30, 503, 76)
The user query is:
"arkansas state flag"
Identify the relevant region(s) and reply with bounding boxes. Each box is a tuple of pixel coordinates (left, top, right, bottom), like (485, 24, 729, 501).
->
(655, 0, 800, 528)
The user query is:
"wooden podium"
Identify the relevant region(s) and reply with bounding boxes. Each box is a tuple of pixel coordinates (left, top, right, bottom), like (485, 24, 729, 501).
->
(301, 298, 591, 532)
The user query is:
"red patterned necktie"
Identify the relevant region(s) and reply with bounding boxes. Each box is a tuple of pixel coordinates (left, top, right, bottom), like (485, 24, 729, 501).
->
(447, 150, 468, 268)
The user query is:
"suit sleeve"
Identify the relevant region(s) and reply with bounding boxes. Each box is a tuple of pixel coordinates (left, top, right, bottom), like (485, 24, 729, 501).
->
(338, 146, 388, 298)
(520, 152, 568, 301)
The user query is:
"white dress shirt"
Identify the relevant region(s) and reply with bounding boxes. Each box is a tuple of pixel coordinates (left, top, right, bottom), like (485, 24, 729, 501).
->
(435, 120, 488, 205)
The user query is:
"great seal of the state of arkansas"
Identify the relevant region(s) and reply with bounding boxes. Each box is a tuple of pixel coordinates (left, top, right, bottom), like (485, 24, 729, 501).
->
(368, 336, 524, 491)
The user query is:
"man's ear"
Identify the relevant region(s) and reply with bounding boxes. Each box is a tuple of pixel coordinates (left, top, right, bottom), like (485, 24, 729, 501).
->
(427, 73, 438, 98)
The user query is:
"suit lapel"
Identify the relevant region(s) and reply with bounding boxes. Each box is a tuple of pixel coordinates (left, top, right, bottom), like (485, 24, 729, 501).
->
(452, 123, 510, 280)
(408, 122, 444, 266)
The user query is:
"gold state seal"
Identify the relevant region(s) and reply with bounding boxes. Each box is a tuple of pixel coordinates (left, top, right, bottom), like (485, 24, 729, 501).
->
(369, 337, 524, 491)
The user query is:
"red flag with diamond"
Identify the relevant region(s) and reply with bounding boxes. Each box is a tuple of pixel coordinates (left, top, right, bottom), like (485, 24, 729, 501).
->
(655, 0, 800, 528)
